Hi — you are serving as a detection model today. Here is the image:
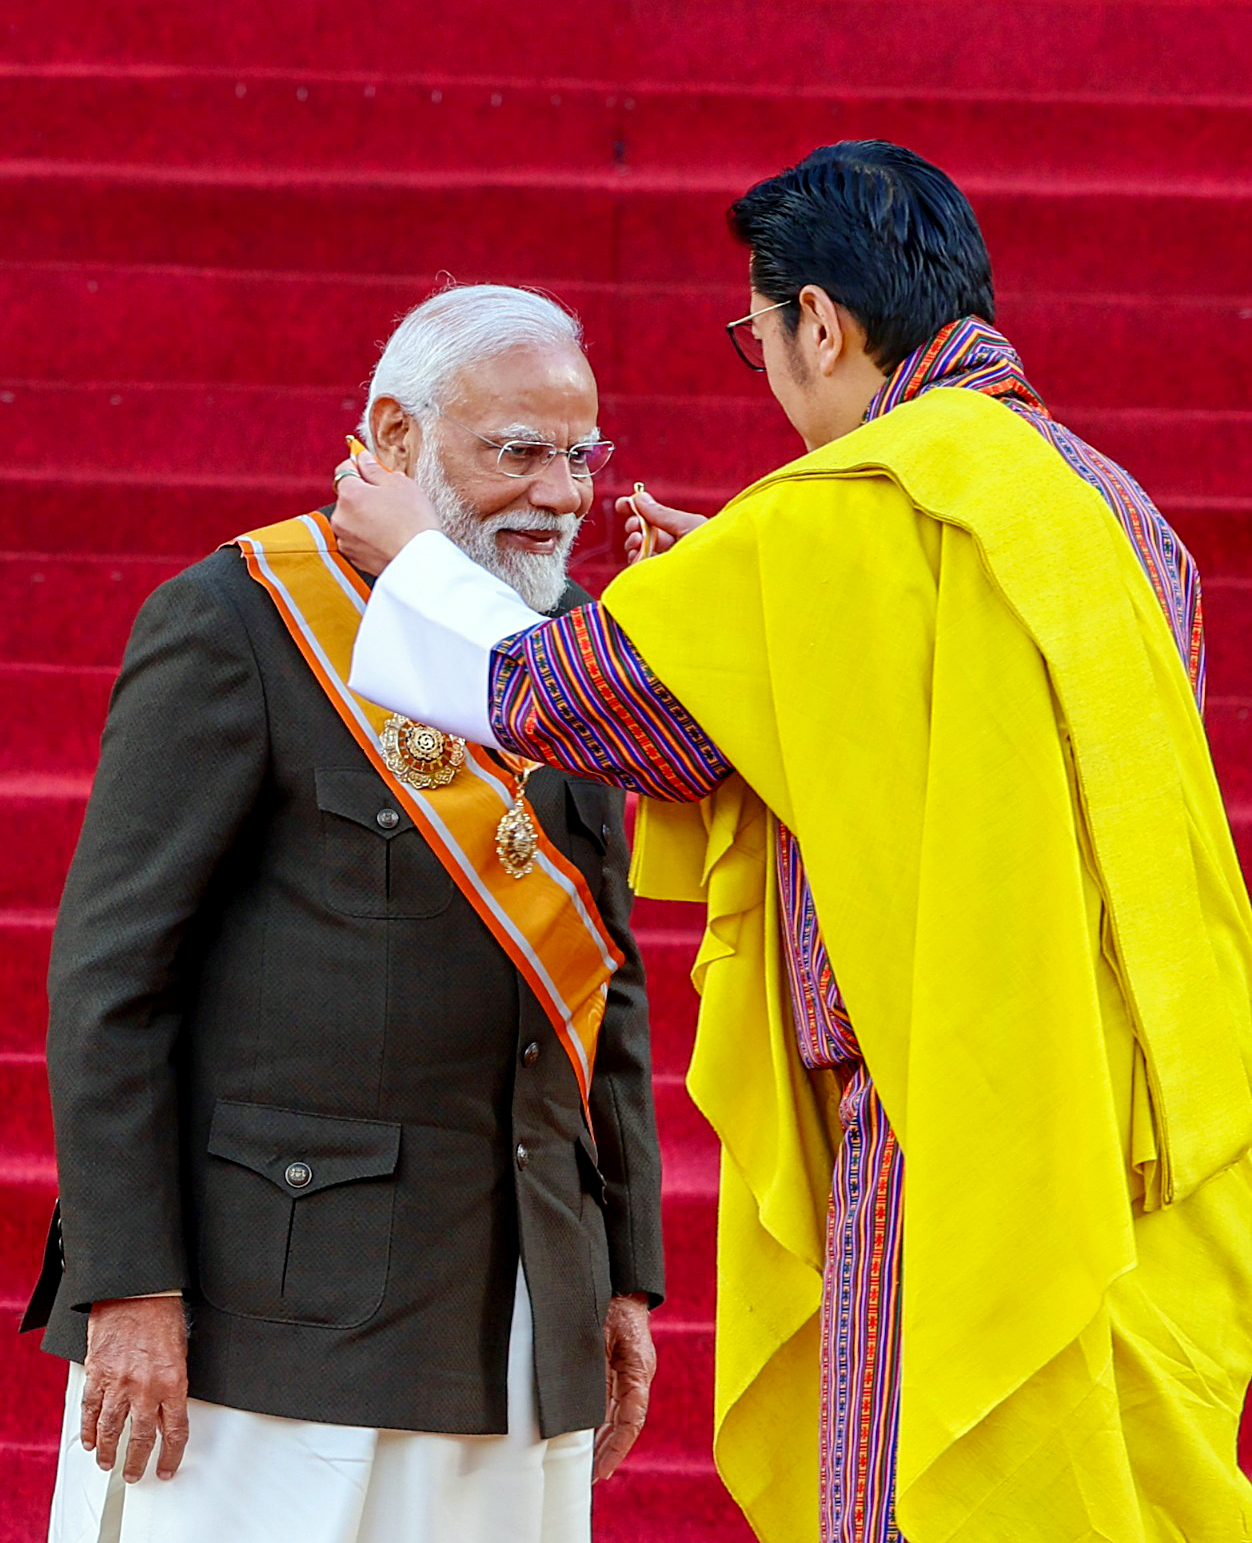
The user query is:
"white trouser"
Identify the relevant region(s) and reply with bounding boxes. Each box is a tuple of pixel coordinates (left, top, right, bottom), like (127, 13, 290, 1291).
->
(48, 1264, 593, 1543)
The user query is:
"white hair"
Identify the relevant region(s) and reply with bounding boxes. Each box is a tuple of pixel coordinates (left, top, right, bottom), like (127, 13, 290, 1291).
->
(358, 284, 584, 447)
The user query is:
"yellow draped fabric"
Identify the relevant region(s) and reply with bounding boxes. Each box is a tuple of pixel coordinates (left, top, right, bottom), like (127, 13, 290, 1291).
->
(603, 388, 1252, 1541)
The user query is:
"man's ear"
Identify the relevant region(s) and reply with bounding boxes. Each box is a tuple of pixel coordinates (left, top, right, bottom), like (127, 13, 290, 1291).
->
(797, 285, 846, 379)
(369, 398, 423, 476)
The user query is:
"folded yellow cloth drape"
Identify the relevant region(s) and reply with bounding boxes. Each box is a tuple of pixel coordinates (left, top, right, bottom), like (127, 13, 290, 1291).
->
(604, 388, 1252, 1541)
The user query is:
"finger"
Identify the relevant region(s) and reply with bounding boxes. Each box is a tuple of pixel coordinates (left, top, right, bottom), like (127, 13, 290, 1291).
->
(93, 1391, 129, 1472)
(639, 495, 699, 537)
(593, 1424, 611, 1482)
(123, 1400, 158, 1484)
(80, 1368, 105, 1452)
(352, 448, 392, 485)
(593, 1412, 620, 1482)
(156, 1397, 190, 1480)
(594, 1416, 639, 1481)
(614, 1364, 650, 1432)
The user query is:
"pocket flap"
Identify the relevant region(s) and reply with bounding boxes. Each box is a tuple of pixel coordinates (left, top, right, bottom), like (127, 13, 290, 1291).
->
(208, 1100, 401, 1197)
(315, 766, 414, 839)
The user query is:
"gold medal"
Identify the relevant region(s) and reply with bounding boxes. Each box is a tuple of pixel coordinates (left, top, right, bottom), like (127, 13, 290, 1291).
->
(380, 715, 466, 789)
(497, 765, 539, 878)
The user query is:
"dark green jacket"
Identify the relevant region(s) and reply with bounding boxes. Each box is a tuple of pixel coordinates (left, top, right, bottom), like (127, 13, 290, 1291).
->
(24, 544, 663, 1438)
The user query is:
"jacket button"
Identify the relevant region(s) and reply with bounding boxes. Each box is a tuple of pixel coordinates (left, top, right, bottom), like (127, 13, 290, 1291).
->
(515, 1143, 530, 1170)
(521, 1042, 540, 1067)
(376, 808, 400, 830)
(285, 1162, 313, 1189)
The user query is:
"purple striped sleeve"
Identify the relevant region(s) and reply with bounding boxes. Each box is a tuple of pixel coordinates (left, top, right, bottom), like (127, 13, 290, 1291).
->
(489, 602, 732, 803)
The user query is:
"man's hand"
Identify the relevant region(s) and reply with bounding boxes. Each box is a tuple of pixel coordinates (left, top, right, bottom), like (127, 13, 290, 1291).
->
(617, 489, 707, 564)
(594, 1292, 656, 1481)
(331, 450, 440, 576)
(82, 1296, 189, 1483)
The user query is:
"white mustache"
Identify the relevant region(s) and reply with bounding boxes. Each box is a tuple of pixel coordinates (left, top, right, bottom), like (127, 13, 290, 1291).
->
(484, 508, 579, 537)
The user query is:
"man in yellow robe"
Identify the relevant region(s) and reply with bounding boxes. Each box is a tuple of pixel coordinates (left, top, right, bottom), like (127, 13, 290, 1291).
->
(333, 142, 1252, 1542)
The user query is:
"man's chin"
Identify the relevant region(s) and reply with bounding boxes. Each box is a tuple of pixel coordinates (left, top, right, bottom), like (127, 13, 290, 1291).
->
(488, 544, 571, 613)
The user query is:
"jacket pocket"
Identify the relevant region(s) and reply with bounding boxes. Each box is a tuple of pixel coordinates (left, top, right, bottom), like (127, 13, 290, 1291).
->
(198, 1099, 401, 1328)
(315, 765, 455, 920)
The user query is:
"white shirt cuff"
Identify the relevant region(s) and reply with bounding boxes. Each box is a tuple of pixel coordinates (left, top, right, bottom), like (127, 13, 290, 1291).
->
(348, 531, 544, 748)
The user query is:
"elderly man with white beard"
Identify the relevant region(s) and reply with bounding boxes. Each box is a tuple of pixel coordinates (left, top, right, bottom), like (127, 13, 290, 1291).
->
(27, 284, 663, 1543)
(351, 291, 606, 611)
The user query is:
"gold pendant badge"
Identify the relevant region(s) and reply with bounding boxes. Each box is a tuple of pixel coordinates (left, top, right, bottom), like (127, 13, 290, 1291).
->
(497, 765, 539, 878)
(380, 715, 466, 790)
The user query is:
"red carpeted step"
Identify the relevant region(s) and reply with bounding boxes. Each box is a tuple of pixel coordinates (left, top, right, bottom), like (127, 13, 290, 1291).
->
(0, 475, 326, 560)
(634, 934, 700, 1077)
(660, 1189, 717, 1326)
(1206, 699, 1252, 807)
(0, 912, 53, 1057)
(5, 266, 1249, 420)
(0, 783, 90, 912)
(1194, 578, 1252, 695)
(0, 556, 181, 669)
(644, 1322, 716, 1465)
(0, 1323, 63, 1450)
(654, 1076, 718, 1168)
(0, 1444, 56, 1543)
(0, 668, 113, 777)
(10, 0, 1252, 98)
(12, 74, 1252, 193)
(625, 90, 1252, 187)
(2, 76, 621, 177)
(594, 1462, 755, 1543)
(0, 1058, 53, 1163)
(0, 264, 621, 395)
(3, 171, 1251, 300)
(617, 289, 1252, 412)
(1169, 503, 1252, 582)
(0, 1165, 56, 1311)
(3, 0, 627, 78)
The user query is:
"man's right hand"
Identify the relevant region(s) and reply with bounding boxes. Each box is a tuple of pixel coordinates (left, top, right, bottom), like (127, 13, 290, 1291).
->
(82, 1296, 189, 1482)
(617, 490, 707, 563)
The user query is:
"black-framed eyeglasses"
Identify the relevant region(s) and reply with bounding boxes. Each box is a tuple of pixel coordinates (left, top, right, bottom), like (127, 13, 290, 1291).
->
(726, 299, 795, 372)
(431, 406, 614, 479)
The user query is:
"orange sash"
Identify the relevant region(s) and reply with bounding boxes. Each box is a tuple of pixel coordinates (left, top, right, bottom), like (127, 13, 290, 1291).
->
(232, 511, 621, 1119)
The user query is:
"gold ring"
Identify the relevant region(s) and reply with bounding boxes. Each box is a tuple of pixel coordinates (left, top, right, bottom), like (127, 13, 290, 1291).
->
(333, 465, 361, 486)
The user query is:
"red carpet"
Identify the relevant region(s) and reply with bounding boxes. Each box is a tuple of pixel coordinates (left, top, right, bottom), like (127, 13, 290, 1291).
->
(3, 2, 1252, 1537)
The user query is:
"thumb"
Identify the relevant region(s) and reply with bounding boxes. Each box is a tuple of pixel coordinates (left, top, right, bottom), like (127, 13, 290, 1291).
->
(634, 491, 702, 538)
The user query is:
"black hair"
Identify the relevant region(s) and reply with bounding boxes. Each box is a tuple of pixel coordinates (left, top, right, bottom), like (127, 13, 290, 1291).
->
(727, 141, 995, 373)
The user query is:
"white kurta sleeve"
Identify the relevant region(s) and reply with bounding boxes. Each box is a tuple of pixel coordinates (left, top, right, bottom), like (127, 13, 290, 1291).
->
(348, 531, 544, 749)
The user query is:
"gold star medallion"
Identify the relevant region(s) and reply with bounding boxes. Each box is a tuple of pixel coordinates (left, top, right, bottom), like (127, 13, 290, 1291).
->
(380, 715, 466, 790)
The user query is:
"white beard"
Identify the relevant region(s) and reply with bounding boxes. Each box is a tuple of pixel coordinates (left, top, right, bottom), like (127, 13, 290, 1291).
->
(416, 445, 581, 614)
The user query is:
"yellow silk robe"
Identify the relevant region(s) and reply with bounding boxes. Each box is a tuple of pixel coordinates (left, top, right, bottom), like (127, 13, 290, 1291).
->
(603, 388, 1252, 1541)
